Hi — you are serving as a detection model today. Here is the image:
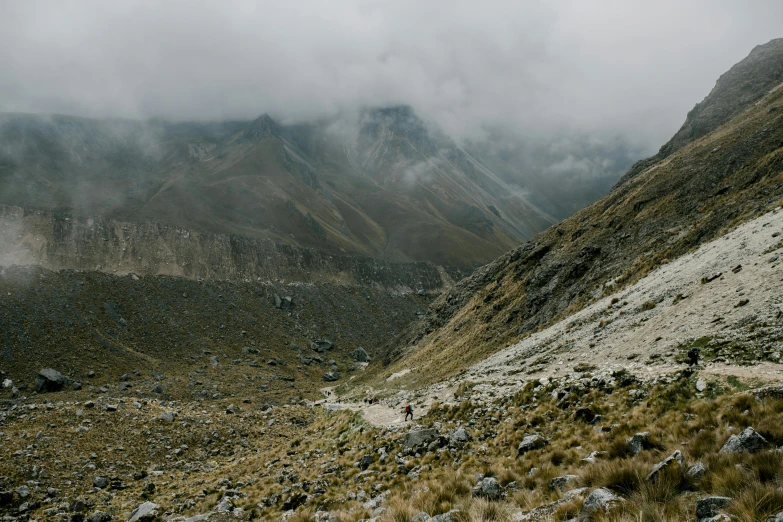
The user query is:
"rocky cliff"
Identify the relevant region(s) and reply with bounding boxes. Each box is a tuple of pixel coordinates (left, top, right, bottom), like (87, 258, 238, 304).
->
(0, 205, 454, 292)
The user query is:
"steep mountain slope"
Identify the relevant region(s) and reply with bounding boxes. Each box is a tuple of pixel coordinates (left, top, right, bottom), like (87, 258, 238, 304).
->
(372, 41, 783, 385)
(0, 107, 561, 269)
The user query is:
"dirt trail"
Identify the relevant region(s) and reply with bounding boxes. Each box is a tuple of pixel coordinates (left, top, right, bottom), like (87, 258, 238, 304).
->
(319, 387, 413, 427)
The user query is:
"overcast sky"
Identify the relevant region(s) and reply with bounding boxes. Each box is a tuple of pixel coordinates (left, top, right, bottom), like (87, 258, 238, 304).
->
(1, 0, 781, 148)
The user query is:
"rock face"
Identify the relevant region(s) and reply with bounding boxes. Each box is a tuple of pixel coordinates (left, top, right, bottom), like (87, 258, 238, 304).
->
(517, 433, 549, 456)
(34, 368, 66, 393)
(696, 496, 733, 520)
(719, 427, 770, 453)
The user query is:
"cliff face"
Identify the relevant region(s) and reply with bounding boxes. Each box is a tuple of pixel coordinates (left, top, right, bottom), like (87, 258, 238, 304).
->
(0, 205, 453, 292)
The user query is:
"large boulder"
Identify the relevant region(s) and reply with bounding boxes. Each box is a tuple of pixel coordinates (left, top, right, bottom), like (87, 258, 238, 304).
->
(579, 488, 624, 520)
(350, 347, 371, 362)
(646, 450, 683, 482)
(626, 432, 653, 455)
(696, 496, 733, 520)
(449, 428, 471, 446)
(127, 502, 160, 522)
(311, 340, 333, 353)
(322, 370, 340, 382)
(471, 477, 504, 501)
(402, 428, 440, 452)
(35, 368, 66, 393)
(517, 433, 549, 456)
(719, 427, 770, 453)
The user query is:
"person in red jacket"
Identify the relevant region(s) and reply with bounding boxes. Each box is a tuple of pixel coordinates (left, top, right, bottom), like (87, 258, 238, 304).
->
(404, 404, 413, 421)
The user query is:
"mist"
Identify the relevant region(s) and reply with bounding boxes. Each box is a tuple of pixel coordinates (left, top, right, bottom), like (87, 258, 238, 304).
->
(1, 0, 781, 151)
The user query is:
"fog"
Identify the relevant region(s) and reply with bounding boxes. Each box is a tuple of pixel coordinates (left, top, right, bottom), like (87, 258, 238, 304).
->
(1, 0, 781, 149)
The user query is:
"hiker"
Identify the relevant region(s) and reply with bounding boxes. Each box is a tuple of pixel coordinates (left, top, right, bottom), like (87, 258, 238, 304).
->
(687, 347, 700, 367)
(404, 404, 413, 421)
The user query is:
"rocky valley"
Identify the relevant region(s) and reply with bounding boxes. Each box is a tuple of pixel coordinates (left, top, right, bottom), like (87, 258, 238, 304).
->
(1, 17, 783, 522)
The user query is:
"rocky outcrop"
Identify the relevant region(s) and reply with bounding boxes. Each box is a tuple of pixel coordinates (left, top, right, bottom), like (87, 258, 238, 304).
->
(0, 206, 447, 292)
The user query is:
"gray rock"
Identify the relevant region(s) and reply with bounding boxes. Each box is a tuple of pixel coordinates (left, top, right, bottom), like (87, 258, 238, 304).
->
(626, 432, 652, 455)
(93, 476, 109, 489)
(158, 412, 175, 423)
(696, 379, 707, 392)
(579, 488, 624, 520)
(88, 511, 112, 522)
(449, 428, 471, 446)
(322, 370, 340, 382)
(402, 428, 440, 452)
(767, 512, 783, 522)
(430, 512, 458, 522)
(696, 496, 733, 520)
(720, 427, 770, 453)
(127, 501, 160, 522)
(517, 433, 548, 455)
(646, 450, 683, 482)
(411, 513, 430, 522)
(687, 462, 707, 481)
(311, 340, 333, 353)
(549, 475, 579, 491)
(15, 485, 30, 498)
(471, 477, 504, 501)
(35, 368, 66, 393)
(358, 454, 373, 471)
(350, 347, 371, 362)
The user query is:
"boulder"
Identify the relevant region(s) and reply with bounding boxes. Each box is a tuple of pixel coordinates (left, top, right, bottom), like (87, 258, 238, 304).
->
(93, 476, 109, 489)
(646, 450, 683, 482)
(358, 454, 373, 471)
(34, 368, 66, 393)
(549, 475, 579, 491)
(311, 340, 333, 353)
(350, 347, 371, 362)
(88, 511, 112, 522)
(431, 512, 458, 522)
(719, 427, 770, 453)
(687, 462, 707, 481)
(579, 488, 624, 520)
(402, 428, 440, 452)
(626, 432, 653, 455)
(449, 428, 471, 446)
(517, 433, 548, 455)
(127, 502, 160, 522)
(696, 496, 732, 520)
(322, 370, 340, 382)
(471, 477, 504, 501)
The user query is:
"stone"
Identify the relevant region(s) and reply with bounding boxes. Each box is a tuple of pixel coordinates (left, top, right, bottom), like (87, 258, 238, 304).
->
(127, 502, 160, 522)
(517, 433, 549, 455)
(626, 432, 653, 455)
(411, 513, 430, 522)
(158, 412, 175, 423)
(402, 428, 440, 452)
(719, 427, 769, 453)
(696, 496, 732, 520)
(471, 477, 504, 501)
(549, 475, 579, 491)
(358, 454, 373, 471)
(646, 450, 683, 482)
(35, 368, 66, 393)
(88, 511, 112, 522)
(322, 370, 340, 382)
(687, 462, 707, 481)
(431, 512, 458, 522)
(574, 407, 597, 423)
(767, 512, 783, 522)
(93, 476, 109, 489)
(449, 428, 471, 446)
(350, 347, 371, 362)
(311, 340, 334, 353)
(696, 379, 707, 392)
(579, 488, 624, 520)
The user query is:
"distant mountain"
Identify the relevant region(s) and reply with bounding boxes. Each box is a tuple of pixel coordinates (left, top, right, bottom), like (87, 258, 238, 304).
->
(374, 38, 783, 383)
(0, 106, 632, 269)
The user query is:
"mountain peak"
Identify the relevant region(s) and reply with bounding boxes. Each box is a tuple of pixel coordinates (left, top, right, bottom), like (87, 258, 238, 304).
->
(242, 113, 281, 140)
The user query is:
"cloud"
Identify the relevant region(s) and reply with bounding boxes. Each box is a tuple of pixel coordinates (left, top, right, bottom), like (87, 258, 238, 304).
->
(0, 0, 781, 149)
